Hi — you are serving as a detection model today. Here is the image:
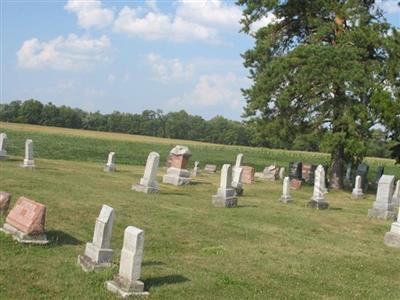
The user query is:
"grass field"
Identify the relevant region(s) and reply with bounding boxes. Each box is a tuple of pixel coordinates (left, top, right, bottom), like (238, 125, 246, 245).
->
(1, 122, 400, 299)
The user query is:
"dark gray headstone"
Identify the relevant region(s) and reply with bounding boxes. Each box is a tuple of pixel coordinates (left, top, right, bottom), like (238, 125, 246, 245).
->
(375, 166, 384, 183)
(289, 162, 302, 180)
(356, 163, 369, 191)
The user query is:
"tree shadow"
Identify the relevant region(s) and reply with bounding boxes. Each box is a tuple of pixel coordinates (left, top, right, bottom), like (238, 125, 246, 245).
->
(47, 230, 82, 246)
(144, 275, 189, 289)
(237, 205, 258, 208)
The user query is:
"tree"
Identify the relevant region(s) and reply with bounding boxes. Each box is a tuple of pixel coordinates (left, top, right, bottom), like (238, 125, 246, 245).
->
(238, 0, 400, 189)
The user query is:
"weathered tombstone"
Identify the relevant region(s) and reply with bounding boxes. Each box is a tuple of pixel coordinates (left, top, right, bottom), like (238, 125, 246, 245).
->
(290, 179, 302, 190)
(351, 175, 364, 199)
(279, 167, 285, 180)
(280, 177, 293, 203)
(241, 166, 255, 184)
(212, 164, 237, 208)
(261, 165, 280, 181)
(231, 167, 243, 196)
(308, 165, 329, 209)
(0, 192, 11, 216)
(368, 175, 396, 220)
(0, 133, 7, 159)
(78, 205, 115, 271)
(356, 163, 369, 191)
(162, 145, 191, 185)
(106, 226, 148, 297)
(374, 166, 384, 187)
(393, 180, 400, 209)
(104, 152, 116, 172)
(289, 162, 302, 180)
(232, 153, 244, 178)
(204, 164, 217, 173)
(133, 152, 160, 193)
(1, 197, 48, 244)
(302, 164, 317, 184)
(21, 139, 35, 168)
(191, 161, 200, 177)
(384, 207, 400, 248)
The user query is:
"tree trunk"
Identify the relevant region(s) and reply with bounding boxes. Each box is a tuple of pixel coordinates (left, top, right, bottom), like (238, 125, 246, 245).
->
(330, 145, 345, 189)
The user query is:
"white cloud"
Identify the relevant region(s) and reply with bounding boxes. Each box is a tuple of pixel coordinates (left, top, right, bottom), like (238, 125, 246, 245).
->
(250, 13, 280, 33)
(107, 73, 116, 83)
(176, 0, 242, 29)
(168, 73, 249, 108)
(147, 53, 194, 82)
(376, 0, 400, 14)
(65, 0, 114, 29)
(17, 34, 111, 71)
(113, 6, 217, 42)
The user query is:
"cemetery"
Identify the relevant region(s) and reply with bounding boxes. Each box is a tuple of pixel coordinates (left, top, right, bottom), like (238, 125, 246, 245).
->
(1, 122, 400, 299)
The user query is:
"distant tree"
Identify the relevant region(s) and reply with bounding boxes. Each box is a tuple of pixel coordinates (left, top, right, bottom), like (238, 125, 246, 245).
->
(18, 99, 43, 124)
(239, 0, 400, 188)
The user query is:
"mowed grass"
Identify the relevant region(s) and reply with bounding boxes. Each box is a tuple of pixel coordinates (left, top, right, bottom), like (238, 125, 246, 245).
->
(0, 122, 400, 299)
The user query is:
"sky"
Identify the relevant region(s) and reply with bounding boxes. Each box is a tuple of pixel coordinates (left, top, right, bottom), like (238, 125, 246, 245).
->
(1, 0, 400, 121)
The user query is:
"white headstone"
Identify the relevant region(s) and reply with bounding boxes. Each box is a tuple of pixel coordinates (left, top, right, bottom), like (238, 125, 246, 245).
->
(384, 205, 400, 248)
(279, 167, 285, 180)
(235, 153, 244, 169)
(231, 167, 243, 196)
(212, 164, 237, 207)
(21, 139, 35, 168)
(280, 177, 293, 203)
(104, 152, 116, 172)
(0, 133, 7, 159)
(191, 161, 200, 177)
(351, 175, 364, 199)
(368, 175, 396, 220)
(78, 205, 114, 271)
(106, 226, 148, 296)
(308, 165, 329, 209)
(392, 180, 400, 209)
(133, 152, 160, 193)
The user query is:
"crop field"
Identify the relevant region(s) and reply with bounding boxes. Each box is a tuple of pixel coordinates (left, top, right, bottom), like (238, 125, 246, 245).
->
(0, 122, 400, 299)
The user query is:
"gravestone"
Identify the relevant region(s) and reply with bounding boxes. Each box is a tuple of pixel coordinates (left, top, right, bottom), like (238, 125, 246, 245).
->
(393, 180, 400, 209)
(302, 164, 317, 184)
(384, 207, 400, 248)
(191, 161, 200, 177)
(279, 167, 285, 180)
(231, 167, 243, 196)
(0, 192, 11, 216)
(368, 175, 396, 220)
(308, 165, 329, 209)
(356, 163, 369, 191)
(1, 197, 48, 244)
(374, 166, 384, 186)
(162, 146, 191, 185)
(21, 139, 35, 168)
(289, 162, 302, 180)
(0, 133, 7, 159)
(106, 226, 148, 297)
(233, 153, 244, 179)
(78, 205, 115, 271)
(241, 166, 255, 184)
(262, 165, 280, 181)
(351, 175, 364, 199)
(104, 152, 116, 172)
(204, 164, 217, 173)
(290, 179, 302, 190)
(212, 164, 237, 208)
(133, 152, 160, 193)
(280, 177, 293, 203)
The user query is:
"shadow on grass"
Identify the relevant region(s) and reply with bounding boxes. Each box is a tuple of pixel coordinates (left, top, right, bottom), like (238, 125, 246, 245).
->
(189, 181, 212, 186)
(144, 275, 189, 289)
(237, 205, 258, 208)
(47, 230, 82, 246)
(329, 207, 343, 211)
(143, 260, 166, 267)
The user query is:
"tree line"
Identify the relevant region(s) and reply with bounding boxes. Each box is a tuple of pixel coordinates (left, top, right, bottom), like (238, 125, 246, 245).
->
(0, 99, 396, 160)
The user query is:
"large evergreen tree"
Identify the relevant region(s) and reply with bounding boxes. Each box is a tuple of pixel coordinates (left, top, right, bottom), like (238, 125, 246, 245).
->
(238, 0, 400, 188)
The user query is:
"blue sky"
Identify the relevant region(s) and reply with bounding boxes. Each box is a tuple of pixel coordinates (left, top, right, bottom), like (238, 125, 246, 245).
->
(1, 0, 400, 120)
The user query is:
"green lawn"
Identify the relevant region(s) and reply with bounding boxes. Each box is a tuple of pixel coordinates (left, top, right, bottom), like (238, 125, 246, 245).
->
(0, 123, 400, 299)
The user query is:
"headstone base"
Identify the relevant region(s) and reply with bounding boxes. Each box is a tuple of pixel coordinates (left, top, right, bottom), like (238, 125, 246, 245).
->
(106, 276, 149, 297)
(307, 200, 329, 210)
(212, 195, 237, 208)
(351, 188, 364, 199)
(384, 231, 400, 248)
(280, 195, 293, 204)
(191, 170, 200, 177)
(368, 208, 396, 220)
(0, 223, 48, 244)
(0, 150, 7, 160)
(162, 174, 190, 186)
(132, 184, 158, 194)
(234, 187, 243, 196)
(77, 254, 112, 272)
(104, 164, 116, 172)
(20, 159, 35, 168)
